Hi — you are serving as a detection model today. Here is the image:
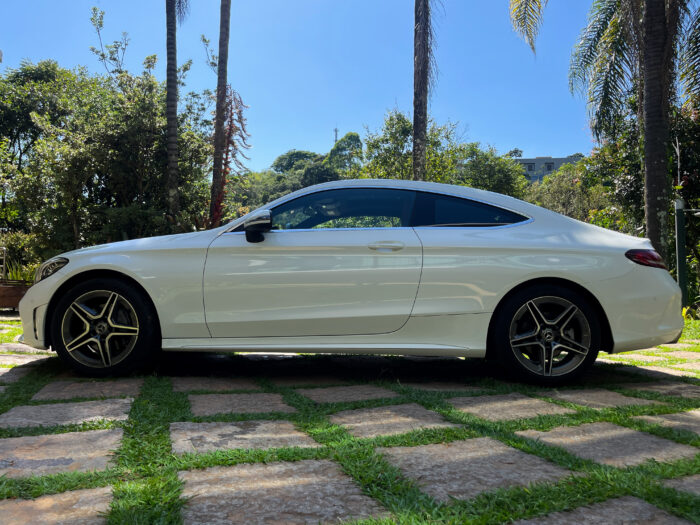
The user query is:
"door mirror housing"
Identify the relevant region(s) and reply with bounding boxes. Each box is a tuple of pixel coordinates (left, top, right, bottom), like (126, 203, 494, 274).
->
(243, 210, 272, 243)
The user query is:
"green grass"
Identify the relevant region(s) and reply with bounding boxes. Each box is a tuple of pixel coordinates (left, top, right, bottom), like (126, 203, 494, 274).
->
(0, 342, 698, 523)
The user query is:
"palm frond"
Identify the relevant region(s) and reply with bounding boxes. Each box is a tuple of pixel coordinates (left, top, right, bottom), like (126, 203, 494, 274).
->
(569, 0, 621, 94)
(510, 0, 548, 52)
(587, 15, 634, 138)
(681, 6, 700, 99)
(176, 0, 190, 24)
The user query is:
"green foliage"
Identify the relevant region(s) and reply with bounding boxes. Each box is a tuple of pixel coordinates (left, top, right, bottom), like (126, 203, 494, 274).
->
(4, 259, 36, 282)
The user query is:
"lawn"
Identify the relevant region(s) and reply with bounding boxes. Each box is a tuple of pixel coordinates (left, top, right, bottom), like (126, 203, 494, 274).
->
(0, 321, 697, 523)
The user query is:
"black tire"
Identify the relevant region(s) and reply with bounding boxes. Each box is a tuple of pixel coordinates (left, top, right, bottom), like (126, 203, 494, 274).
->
(490, 284, 600, 385)
(50, 277, 160, 376)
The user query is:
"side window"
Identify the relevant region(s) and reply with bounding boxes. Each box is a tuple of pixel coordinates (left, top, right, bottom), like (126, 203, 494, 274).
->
(412, 192, 527, 227)
(271, 188, 415, 230)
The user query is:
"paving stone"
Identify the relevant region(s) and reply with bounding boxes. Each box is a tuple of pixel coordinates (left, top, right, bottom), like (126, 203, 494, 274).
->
(0, 354, 52, 366)
(296, 384, 399, 403)
(400, 381, 483, 392)
(270, 376, 348, 387)
(620, 381, 700, 399)
(0, 342, 53, 354)
(179, 459, 387, 524)
(0, 398, 133, 428)
(661, 343, 693, 350)
(0, 486, 112, 524)
(540, 388, 661, 408)
(330, 403, 460, 438)
(171, 420, 319, 453)
(629, 366, 696, 378)
(0, 366, 31, 384)
(664, 474, 700, 496)
(32, 378, 144, 401)
(189, 393, 296, 416)
(615, 353, 667, 362)
(671, 362, 700, 372)
(379, 437, 572, 502)
(634, 409, 700, 435)
(517, 422, 698, 467)
(514, 496, 690, 524)
(449, 393, 575, 421)
(171, 376, 259, 392)
(0, 429, 122, 478)
(664, 351, 700, 360)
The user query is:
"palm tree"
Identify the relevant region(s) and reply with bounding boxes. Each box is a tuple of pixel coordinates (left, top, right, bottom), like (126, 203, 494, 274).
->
(165, 0, 189, 222)
(510, 0, 699, 259)
(413, 0, 434, 182)
(209, 0, 232, 227)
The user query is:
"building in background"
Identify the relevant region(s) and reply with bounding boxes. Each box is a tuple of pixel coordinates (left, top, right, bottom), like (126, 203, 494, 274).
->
(514, 155, 582, 183)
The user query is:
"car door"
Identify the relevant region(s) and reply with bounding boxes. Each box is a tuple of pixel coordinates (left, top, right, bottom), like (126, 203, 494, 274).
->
(203, 187, 423, 338)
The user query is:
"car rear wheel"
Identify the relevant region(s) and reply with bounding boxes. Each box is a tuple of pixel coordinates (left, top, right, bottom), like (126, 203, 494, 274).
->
(491, 285, 600, 385)
(50, 278, 159, 376)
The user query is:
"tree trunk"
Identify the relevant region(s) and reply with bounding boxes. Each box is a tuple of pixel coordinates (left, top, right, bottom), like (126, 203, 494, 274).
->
(209, 0, 232, 228)
(165, 0, 180, 221)
(412, 0, 430, 182)
(642, 0, 672, 260)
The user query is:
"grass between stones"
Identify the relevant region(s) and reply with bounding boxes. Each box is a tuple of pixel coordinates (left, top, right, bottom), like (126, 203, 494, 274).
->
(0, 335, 698, 522)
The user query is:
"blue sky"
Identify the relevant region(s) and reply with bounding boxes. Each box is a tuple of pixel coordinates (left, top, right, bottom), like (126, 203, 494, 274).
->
(1, 0, 595, 171)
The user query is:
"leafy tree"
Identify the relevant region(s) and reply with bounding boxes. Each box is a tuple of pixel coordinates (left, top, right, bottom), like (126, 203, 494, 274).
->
(455, 144, 529, 199)
(510, 0, 700, 259)
(271, 150, 321, 174)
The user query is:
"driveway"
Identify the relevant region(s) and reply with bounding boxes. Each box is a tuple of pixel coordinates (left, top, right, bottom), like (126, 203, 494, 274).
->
(0, 339, 698, 524)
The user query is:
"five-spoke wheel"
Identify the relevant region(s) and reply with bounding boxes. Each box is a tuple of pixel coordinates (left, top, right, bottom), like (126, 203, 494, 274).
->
(51, 278, 159, 376)
(492, 285, 600, 384)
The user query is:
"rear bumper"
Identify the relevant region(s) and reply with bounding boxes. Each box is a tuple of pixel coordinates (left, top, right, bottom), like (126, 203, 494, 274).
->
(588, 265, 683, 353)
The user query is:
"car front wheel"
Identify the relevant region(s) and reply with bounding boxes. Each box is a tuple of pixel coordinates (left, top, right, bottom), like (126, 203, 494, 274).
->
(50, 277, 159, 376)
(492, 285, 600, 385)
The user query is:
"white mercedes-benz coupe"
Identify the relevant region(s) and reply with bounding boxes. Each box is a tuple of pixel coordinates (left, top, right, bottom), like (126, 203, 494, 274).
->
(19, 179, 683, 383)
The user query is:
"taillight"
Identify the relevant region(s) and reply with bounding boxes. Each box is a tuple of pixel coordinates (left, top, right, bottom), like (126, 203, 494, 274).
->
(625, 249, 667, 269)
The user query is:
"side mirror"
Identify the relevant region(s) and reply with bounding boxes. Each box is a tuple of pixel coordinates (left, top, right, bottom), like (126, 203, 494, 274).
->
(243, 209, 272, 243)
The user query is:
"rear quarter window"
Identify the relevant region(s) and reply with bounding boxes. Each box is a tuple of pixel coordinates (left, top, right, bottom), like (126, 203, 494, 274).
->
(412, 192, 527, 227)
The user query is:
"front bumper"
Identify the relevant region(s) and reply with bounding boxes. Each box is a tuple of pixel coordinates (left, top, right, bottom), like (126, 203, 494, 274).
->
(18, 276, 60, 350)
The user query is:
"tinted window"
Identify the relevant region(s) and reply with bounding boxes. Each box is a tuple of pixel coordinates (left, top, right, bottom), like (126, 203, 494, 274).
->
(271, 188, 415, 230)
(412, 192, 527, 227)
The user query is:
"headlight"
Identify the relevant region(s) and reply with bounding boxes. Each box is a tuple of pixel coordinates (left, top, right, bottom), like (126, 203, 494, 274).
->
(35, 257, 69, 283)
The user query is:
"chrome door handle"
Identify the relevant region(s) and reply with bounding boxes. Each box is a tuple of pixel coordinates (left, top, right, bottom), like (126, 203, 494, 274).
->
(368, 241, 405, 252)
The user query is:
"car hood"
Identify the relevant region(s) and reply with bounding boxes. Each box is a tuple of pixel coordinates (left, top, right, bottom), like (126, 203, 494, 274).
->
(59, 228, 226, 257)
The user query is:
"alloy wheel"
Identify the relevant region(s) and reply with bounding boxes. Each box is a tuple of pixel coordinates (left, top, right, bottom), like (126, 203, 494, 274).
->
(60, 290, 140, 368)
(508, 295, 591, 377)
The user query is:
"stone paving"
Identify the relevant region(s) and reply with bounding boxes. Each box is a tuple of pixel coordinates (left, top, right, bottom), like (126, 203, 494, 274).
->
(620, 381, 700, 398)
(634, 409, 700, 435)
(188, 393, 296, 416)
(540, 388, 662, 408)
(0, 366, 31, 384)
(672, 362, 700, 372)
(329, 403, 460, 438)
(0, 429, 122, 478)
(379, 437, 573, 502)
(178, 460, 387, 524)
(296, 384, 399, 403)
(171, 376, 260, 392)
(664, 474, 700, 496)
(664, 351, 700, 360)
(449, 392, 576, 421)
(614, 353, 667, 362)
(514, 496, 691, 524)
(170, 420, 320, 453)
(32, 378, 144, 401)
(0, 344, 697, 523)
(0, 398, 133, 428)
(0, 354, 52, 366)
(0, 487, 112, 524)
(517, 422, 698, 467)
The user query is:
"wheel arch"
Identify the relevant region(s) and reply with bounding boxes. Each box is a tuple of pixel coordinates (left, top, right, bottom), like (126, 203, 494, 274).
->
(486, 277, 614, 358)
(44, 269, 161, 348)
